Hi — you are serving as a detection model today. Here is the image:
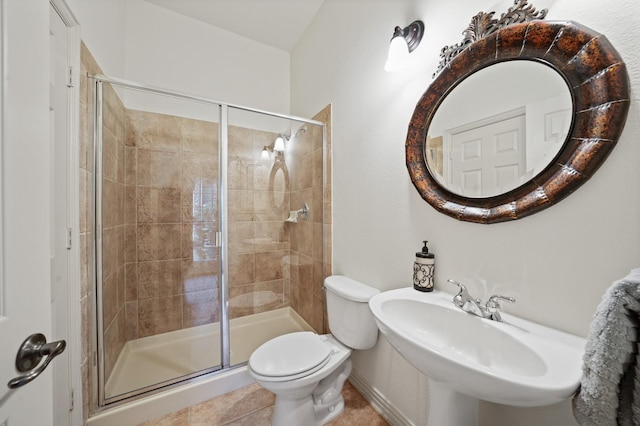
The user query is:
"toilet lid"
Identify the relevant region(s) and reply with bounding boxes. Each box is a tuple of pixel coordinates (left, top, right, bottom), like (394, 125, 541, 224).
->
(249, 332, 331, 378)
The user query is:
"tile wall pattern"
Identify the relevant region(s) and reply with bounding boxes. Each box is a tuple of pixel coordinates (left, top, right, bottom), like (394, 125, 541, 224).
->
(79, 42, 99, 424)
(124, 110, 220, 339)
(226, 124, 292, 319)
(286, 106, 332, 333)
(80, 42, 129, 397)
(101, 78, 128, 384)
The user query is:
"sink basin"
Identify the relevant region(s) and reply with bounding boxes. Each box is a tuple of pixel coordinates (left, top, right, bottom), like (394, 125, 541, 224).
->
(369, 288, 585, 409)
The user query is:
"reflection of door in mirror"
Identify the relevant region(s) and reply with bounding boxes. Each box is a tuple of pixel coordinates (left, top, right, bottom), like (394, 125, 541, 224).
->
(271, 165, 286, 208)
(446, 111, 525, 198)
(526, 94, 572, 174)
(425, 60, 572, 198)
(426, 135, 443, 176)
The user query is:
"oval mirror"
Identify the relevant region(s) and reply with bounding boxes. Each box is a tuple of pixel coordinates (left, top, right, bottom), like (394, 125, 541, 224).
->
(269, 160, 289, 211)
(426, 60, 572, 198)
(272, 167, 285, 207)
(406, 20, 630, 223)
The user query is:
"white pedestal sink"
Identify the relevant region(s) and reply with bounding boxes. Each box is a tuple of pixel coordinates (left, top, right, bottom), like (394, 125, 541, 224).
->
(368, 288, 585, 426)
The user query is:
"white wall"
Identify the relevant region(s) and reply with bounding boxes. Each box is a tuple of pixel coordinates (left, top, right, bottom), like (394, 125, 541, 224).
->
(291, 0, 640, 424)
(123, 0, 290, 114)
(66, 0, 126, 78)
(67, 0, 291, 115)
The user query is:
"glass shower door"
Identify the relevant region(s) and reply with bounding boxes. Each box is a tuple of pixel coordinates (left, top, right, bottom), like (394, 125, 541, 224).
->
(225, 107, 323, 366)
(95, 80, 224, 404)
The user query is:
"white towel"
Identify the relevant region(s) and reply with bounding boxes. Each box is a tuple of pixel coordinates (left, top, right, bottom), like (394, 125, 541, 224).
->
(573, 268, 640, 425)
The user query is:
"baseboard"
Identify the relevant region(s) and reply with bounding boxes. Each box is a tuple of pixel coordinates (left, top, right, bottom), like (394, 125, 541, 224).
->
(349, 369, 414, 426)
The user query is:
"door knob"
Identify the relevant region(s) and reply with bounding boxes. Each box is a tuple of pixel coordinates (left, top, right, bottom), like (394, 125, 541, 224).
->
(7, 333, 66, 389)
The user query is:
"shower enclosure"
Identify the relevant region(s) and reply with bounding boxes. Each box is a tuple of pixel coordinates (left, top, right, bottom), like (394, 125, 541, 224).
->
(90, 75, 326, 407)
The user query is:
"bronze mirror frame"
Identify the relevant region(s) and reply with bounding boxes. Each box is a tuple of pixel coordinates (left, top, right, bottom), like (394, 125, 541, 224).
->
(406, 18, 630, 224)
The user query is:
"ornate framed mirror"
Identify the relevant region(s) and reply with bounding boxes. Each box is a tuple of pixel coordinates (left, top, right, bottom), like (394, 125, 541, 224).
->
(406, 1, 630, 223)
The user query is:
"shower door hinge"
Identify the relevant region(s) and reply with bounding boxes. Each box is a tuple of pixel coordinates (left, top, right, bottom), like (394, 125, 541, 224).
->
(67, 228, 72, 250)
(67, 66, 77, 87)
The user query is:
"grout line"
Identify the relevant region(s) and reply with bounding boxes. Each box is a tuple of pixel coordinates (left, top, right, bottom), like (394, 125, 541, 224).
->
(219, 404, 273, 426)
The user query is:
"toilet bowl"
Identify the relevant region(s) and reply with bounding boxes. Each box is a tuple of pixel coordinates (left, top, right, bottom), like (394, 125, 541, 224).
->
(248, 275, 380, 426)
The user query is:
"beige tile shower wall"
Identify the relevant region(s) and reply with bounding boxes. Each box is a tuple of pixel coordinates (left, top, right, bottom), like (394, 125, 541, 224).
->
(101, 81, 127, 382)
(288, 105, 332, 333)
(79, 41, 128, 403)
(227, 125, 292, 319)
(124, 110, 220, 339)
(317, 105, 333, 333)
(79, 41, 97, 423)
(79, 43, 130, 417)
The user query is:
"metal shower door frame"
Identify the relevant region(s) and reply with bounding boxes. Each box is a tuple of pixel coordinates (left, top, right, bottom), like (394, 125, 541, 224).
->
(90, 74, 324, 410)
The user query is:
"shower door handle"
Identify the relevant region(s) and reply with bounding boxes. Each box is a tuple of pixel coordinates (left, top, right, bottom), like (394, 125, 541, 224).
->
(7, 333, 66, 389)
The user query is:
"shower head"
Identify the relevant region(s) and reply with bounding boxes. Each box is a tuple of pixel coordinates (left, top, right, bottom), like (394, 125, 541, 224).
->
(293, 126, 307, 137)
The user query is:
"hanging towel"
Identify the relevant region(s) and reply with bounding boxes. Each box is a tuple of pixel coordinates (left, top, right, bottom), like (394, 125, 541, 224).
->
(573, 268, 640, 425)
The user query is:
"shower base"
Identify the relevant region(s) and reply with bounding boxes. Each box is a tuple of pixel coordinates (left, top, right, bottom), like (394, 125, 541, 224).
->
(105, 307, 313, 398)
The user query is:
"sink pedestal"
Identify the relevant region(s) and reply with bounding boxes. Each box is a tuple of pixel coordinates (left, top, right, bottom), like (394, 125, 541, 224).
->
(427, 379, 478, 426)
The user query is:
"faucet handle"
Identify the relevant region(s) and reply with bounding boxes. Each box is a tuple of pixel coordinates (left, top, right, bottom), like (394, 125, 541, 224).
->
(448, 279, 469, 308)
(447, 279, 467, 292)
(486, 295, 516, 308)
(485, 295, 515, 321)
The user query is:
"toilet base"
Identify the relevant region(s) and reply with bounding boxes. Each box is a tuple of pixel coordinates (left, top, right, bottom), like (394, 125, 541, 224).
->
(270, 359, 352, 426)
(313, 358, 351, 425)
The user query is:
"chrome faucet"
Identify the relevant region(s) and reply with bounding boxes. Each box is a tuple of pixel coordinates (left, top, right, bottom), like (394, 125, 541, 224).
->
(447, 279, 515, 322)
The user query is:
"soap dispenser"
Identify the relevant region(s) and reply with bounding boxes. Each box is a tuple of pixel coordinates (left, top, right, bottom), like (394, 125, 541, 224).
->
(413, 240, 435, 292)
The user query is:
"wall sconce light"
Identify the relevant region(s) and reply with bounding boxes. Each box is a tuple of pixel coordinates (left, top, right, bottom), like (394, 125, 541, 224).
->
(261, 147, 271, 159)
(273, 135, 286, 152)
(262, 134, 288, 159)
(261, 127, 307, 159)
(384, 20, 424, 72)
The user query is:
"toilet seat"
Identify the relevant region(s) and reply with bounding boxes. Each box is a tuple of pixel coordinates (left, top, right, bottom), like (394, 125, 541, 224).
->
(249, 332, 332, 381)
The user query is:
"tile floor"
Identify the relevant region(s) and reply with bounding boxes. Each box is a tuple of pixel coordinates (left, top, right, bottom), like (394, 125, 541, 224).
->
(138, 380, 389, 426)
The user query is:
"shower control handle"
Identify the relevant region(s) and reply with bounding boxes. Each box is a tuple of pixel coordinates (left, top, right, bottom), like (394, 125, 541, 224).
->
(7, 333, 66, 389)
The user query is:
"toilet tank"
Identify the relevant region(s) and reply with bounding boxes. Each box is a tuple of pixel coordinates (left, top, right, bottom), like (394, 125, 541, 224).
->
(324, 275, 380, 350)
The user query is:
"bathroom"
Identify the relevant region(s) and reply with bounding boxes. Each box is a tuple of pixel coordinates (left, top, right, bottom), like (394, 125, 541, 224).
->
(2, 0, 639, 425)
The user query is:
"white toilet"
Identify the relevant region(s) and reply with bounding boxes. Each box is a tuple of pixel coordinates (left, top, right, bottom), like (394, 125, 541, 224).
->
(248, 275, 380, 426)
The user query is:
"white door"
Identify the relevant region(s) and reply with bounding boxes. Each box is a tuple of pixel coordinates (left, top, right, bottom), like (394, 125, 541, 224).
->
(0, 1, 58, 425)
(448, 114, 526, 197)
(526, 93, 572, 173)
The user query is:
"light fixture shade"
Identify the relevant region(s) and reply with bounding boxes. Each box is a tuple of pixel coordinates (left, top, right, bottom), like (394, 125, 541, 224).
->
(261, 147, 270, 159)
(385, 35, 410, 72)
(385, 20, 424, 72)
(273, 136, 286, 152)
